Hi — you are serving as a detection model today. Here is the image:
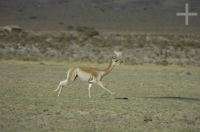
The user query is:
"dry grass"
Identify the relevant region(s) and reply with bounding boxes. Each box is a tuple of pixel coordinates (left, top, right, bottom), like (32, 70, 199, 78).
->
(0, 60, 200, 132)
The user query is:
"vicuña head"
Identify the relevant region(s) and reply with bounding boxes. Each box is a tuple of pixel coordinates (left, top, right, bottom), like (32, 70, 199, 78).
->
(54, 57, 122, 98)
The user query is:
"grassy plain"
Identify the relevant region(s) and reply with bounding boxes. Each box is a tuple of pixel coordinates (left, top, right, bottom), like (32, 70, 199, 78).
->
(0, 60, 200, 132)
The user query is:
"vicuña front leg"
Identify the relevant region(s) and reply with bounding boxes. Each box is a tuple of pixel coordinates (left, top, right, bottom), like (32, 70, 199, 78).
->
(97, 81, 115, 95)
(88, 83, 92, 98)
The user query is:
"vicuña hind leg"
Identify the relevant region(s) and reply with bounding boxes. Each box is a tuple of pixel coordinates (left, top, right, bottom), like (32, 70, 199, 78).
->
(55, 68, 77, 96)
(54, 80, 68, 96)
(58, 86, 63, 96)
(54, 82, 61, 92)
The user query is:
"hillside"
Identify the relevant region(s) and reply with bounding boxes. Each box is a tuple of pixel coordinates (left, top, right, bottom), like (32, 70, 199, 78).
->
(0, 31, 200, 66)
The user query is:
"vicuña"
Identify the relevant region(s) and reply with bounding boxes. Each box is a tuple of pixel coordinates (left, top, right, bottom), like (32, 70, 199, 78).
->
(54, 57, 122, 98)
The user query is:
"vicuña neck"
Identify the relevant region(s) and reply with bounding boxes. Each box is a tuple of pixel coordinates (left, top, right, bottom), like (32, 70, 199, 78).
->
(103, 61, 114, 77)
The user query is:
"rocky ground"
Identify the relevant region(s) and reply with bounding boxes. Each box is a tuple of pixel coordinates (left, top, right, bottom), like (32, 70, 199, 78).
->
(0, 0, 200, 32)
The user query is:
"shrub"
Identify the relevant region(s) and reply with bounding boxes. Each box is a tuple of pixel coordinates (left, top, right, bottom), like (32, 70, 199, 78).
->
(75, 26, 99, 40)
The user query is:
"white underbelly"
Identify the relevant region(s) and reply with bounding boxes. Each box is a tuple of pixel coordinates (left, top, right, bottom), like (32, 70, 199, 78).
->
(77, 69, 96, 83)
(78, 74, 90, 82)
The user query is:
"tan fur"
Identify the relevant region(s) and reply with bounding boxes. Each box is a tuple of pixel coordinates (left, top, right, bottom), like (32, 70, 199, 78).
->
(79, 67, 100, 78)
(103, 61, 112, 76)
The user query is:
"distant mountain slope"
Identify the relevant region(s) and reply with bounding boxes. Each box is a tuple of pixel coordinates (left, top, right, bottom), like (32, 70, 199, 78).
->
(0, 0, 200, 32)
